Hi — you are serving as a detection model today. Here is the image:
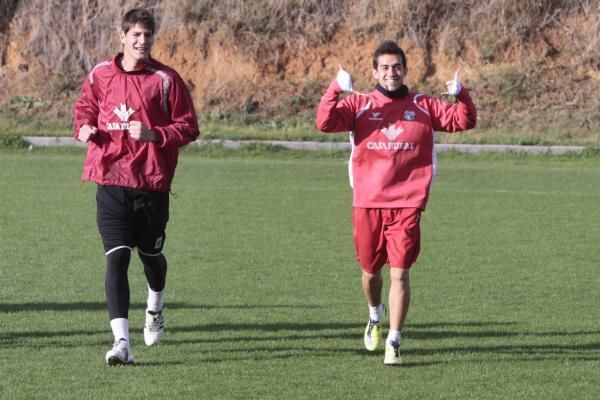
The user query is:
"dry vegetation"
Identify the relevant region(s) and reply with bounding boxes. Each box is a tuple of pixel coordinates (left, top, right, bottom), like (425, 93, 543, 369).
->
(0, 0, 599, 144)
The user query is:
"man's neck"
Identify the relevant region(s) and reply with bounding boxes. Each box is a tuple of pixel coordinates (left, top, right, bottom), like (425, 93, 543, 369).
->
(120, 55, 146, 72)
(375, 83, 408, 99)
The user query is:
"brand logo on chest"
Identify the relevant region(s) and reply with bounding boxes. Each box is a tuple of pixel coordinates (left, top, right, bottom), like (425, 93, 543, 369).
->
(369, 112, 383, 121)
(366, 122, 415, 151)
(106, 103, 136, 131)
(381, 123, 404, 141)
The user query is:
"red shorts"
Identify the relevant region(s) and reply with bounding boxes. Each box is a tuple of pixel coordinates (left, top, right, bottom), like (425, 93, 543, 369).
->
(352, 207, 421, 273)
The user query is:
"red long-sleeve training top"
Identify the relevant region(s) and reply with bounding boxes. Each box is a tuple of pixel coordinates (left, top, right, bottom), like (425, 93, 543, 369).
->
(316, 80, 476, 209)
(74, 53, 199, 192)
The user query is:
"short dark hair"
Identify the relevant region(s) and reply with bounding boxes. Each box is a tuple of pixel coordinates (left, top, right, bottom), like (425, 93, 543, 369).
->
(373, 40, 407, 69)
(121, 8, 156, 34)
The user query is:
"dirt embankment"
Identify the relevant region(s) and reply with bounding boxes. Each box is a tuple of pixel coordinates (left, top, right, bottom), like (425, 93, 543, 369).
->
(0, 1, 598, 142)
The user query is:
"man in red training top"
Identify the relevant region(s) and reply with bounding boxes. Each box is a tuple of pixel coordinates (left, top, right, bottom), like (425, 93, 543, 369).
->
(74, 8, 199, 366)
(315, 40, 476, 365)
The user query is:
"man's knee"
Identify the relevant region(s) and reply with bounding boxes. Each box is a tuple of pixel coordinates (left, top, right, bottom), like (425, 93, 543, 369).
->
(138, 251, 166, 268)
(363, 270, 382, 283)
(390, 267, 410, 282)
(106, 247, 132, 273)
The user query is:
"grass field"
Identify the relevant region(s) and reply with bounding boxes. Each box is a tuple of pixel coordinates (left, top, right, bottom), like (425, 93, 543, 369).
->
(1, 148, 599, 399)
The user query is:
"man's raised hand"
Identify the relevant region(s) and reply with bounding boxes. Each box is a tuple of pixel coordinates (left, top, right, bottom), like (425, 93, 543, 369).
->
(442, 70, 462, 96)
(336, 65, 353, 93)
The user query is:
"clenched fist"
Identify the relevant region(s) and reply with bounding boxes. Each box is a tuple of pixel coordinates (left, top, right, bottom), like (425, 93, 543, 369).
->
(128, 120, 157, 142)
(77, 124, 98, 142)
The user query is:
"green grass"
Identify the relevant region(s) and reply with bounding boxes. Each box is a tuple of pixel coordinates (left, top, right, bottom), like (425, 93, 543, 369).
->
(1, 149, 599, 399)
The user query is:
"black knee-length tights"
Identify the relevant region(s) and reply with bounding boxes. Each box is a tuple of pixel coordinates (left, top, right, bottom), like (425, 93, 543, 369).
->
(105, 248, 167, 319)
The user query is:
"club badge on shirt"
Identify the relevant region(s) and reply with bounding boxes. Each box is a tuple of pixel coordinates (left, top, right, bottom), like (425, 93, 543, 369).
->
(403, 110, 416, 121)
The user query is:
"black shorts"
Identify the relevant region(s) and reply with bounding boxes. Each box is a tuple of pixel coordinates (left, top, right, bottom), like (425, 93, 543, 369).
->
(96, 185, 169, 255)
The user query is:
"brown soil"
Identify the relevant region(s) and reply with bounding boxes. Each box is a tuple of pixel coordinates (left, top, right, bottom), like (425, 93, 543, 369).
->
(0, 4, 598, 143)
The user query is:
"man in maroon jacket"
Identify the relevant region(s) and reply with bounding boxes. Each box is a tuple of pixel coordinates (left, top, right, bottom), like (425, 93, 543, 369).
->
(316, 40, 476, 365)
(74, 8, 199, 366)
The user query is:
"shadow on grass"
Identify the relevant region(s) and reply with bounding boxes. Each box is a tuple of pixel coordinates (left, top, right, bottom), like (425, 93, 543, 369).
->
(403, 341, 600, 362)
(165, 338, 600, 365)
(411, 321, 518, 329)
(132, 360, 185, 367)
(170, 321, 358, 333)
(3, 313, 600, 366)
(0, 301, 321, 313)
(0, 322, 361, 345)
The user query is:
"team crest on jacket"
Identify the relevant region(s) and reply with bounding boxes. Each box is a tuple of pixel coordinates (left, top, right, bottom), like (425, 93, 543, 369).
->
(106, 103, 135, 130)
(403, 110, 416, 121)
(381, 123, 404, 141)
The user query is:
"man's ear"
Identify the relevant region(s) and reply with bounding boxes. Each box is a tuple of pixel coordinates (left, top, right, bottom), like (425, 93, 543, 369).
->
(372, 68, 378, 81)
(120, 31, 126, 45)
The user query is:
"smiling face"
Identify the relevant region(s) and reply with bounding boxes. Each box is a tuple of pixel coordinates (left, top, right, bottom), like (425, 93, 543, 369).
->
(372, 54, 407, 92)
(120, 23, 154, 70)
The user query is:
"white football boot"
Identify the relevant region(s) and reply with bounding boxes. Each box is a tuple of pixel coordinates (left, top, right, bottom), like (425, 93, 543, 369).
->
(106, 338, 134, 366)
(364, 304, 386, 351)
(384, 340, 402, 366)
(144, 310, 164, 346)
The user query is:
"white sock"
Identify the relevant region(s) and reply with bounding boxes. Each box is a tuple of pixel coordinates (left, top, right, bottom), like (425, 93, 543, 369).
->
(147, 286, 164, 313)
(110, 318, 130, 345)
(368, 304, 385, 321)
(387, 330, 401, 345)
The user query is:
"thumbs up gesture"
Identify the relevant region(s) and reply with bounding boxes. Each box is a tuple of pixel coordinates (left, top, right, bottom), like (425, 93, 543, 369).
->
(442, 70, 462, 96)
(336, 65, 353, 93)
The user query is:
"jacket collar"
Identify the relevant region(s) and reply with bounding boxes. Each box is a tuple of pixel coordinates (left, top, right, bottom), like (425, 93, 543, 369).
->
(113, 52, 156, 73)
(375, 83, 409, 99)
